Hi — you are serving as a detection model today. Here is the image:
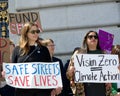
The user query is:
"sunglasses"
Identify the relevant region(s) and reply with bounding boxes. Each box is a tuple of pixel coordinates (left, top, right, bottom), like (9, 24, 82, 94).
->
(87, 35, 98, 39)
(29, 30, 40, 34)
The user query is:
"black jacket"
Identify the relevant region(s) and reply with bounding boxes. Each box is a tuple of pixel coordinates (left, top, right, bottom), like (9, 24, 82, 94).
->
(12, 45, 52, 96)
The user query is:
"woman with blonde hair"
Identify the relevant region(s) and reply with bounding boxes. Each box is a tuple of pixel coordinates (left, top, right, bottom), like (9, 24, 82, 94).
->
(3, 22, 61, 96)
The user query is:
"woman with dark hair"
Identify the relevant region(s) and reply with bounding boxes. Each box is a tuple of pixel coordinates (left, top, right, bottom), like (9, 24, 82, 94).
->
(66, 30, 113, 96)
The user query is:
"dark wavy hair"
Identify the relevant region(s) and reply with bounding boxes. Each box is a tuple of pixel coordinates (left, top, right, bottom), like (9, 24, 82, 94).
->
(82, 30, 101, 51)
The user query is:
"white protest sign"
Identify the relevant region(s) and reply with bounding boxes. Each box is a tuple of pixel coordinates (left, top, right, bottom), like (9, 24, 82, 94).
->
(74, 54, 120, 83)
(3, 62, 62, 89)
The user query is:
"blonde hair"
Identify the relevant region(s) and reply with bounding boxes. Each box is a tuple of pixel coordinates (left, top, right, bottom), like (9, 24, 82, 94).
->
(19, 22, 41, 55)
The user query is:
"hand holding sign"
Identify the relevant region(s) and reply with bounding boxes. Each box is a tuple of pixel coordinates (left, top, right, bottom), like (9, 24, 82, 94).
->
(51, 87, 62, 96)
(1, 70, 5, 78)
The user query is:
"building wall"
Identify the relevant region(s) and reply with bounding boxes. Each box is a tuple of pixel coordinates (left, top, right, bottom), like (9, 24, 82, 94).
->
(9, 0, 120, 64)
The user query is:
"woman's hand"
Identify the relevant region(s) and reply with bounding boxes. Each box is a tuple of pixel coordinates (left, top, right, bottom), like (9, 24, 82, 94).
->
(1, 70, 5, 78)
(51, 87, 62, 96)
(51, 89, 56, 96)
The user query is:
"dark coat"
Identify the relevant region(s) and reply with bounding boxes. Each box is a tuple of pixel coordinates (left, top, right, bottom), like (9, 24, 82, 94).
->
(52, 57, 66, 96)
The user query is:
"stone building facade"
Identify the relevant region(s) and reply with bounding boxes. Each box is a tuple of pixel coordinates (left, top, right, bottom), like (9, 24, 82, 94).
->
(9, 0, 120, 64)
